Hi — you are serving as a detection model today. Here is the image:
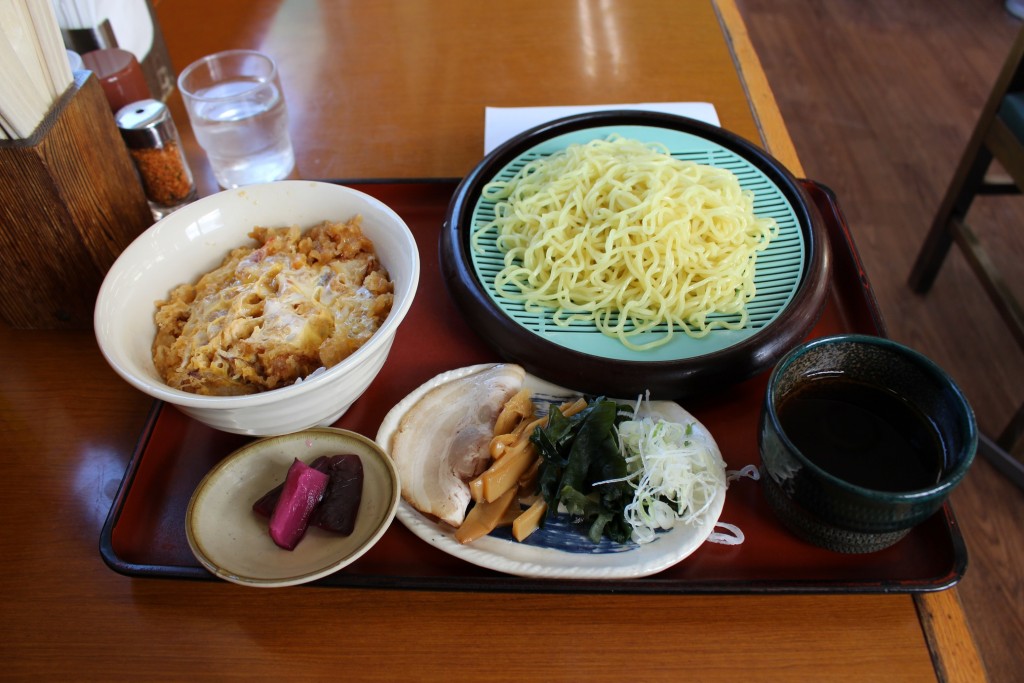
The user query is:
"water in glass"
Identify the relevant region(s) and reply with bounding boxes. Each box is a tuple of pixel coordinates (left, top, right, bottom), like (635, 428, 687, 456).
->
(192, 79, 295, 188)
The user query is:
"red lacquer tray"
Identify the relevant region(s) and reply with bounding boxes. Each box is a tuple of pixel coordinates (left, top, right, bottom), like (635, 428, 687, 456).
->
(99, 179, 967, 593)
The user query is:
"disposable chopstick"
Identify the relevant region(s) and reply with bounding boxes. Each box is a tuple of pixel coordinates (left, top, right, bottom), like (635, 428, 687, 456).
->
(0, 0, 74, 139)
(1, 0, 52, 97)
(0, 26, 51, 138)
(26, 0, 73, 97)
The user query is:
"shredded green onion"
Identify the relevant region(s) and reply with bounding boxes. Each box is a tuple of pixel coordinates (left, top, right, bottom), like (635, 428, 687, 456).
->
(598, 413, 727, 544)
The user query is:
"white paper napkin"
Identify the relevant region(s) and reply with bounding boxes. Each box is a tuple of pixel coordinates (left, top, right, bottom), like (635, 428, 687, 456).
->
(483, 102, 720, 154)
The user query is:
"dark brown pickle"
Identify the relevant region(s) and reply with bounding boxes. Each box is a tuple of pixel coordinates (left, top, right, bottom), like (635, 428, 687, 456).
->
(310, 454, 363, 535)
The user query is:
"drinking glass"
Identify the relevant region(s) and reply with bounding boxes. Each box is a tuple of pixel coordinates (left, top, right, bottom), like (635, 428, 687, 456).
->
(178, 50, 295, 189)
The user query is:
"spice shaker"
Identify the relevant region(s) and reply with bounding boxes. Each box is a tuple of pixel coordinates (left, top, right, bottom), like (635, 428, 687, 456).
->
(116, 99, 197, 220)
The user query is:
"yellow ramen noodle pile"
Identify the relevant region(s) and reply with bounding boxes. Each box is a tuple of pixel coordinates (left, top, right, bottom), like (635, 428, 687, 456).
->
(153, 217, 393, 395)
(478, 135, 778, 350)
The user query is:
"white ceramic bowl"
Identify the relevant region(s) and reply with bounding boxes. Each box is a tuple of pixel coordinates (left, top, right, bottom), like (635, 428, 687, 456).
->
(94, 181, 420, 436)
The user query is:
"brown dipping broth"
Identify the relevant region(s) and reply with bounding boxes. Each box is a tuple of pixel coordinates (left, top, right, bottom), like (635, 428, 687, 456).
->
(776, 375, 946, 493)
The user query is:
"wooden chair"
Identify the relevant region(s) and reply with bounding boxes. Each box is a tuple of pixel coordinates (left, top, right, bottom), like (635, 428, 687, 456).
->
(908, 26, 1024, 488)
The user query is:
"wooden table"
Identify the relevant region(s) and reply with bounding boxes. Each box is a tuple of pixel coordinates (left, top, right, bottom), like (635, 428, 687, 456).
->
(0, 1, 985, 680)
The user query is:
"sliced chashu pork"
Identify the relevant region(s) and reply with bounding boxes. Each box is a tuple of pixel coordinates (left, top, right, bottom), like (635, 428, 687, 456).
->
(390, 363, 525, 527)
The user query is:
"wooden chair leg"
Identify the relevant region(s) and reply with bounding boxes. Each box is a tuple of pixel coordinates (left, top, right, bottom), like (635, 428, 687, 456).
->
(909, 145, 994, 293)
(979, 431, 1024, 490)
(998, 401, 1024, 451)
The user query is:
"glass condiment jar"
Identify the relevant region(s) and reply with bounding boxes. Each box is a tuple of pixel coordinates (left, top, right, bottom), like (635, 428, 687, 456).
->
(116, 100, 197, 220)
(82, 48, 151, 112)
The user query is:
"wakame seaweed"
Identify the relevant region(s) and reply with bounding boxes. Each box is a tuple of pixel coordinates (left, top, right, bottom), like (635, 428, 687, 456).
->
(531, 397, 635, 543)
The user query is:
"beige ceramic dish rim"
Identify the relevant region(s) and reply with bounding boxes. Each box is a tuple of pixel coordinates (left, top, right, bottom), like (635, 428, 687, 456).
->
(185, 427, 401, 587)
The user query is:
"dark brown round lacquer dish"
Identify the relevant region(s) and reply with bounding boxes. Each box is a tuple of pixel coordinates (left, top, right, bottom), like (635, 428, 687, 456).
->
(440, 110, 832, 400)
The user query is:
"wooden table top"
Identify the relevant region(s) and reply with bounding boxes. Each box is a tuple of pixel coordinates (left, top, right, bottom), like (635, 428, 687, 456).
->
(0, 1, 984, 680)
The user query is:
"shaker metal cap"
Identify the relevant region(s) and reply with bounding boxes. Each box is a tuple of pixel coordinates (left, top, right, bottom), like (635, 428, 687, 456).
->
(116, 99, 175, 148)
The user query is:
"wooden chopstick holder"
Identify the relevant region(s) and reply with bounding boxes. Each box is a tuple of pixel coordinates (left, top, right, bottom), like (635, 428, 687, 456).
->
(0, 70, 152, 329)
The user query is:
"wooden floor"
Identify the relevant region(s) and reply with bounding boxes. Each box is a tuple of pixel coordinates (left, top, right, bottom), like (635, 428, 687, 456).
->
(736, 0, 1024, 680)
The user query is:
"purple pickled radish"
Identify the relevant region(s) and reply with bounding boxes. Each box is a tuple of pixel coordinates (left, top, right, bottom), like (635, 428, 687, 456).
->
(310, 454, 364, 535)
(268, 458, 329, 550)
(252, 456, 331, 518)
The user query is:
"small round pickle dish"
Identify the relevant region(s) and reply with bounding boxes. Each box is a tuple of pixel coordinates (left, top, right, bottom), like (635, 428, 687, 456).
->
(185, 428, 400, 587)
(375, 364, 726, 579)
(441, 110, 832, 399)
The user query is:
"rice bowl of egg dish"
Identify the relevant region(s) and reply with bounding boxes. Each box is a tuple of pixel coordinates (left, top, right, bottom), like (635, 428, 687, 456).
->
(95, 180, 420, 436)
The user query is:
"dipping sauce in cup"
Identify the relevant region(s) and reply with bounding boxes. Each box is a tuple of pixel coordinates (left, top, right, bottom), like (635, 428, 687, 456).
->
(777, 374, 945, 492)
(758, 334, 977, 553)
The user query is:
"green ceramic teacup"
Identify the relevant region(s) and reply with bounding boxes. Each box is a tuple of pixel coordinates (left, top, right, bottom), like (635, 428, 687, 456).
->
(759, 334, 977, 553)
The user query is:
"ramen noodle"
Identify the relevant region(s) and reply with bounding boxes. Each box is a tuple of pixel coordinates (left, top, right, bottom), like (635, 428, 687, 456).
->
(477, 135, 777, 350)
(152, 217, 393, 395)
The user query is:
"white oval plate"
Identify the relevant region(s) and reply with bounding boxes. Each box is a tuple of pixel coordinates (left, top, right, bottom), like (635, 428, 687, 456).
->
(186, 427, 400, 587)
(376, 364, 726, 579)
